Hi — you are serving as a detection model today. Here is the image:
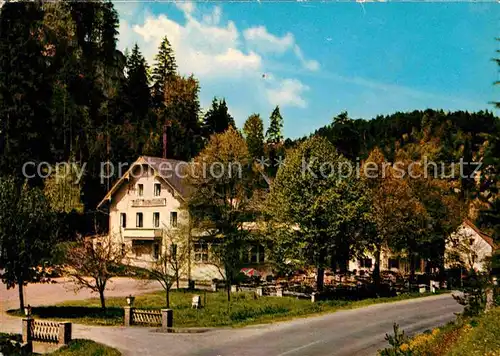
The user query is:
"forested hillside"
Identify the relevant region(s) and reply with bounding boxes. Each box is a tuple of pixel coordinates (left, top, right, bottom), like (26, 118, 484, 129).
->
(0, 1, 499, 241)
(295, 109, 500, 240)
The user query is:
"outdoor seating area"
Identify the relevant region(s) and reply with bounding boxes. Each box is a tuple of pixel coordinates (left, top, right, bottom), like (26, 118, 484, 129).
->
(227, 267, 444, 302)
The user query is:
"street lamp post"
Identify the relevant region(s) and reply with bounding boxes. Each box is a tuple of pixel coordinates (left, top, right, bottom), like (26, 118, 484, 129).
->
(125, 295, 135, 306)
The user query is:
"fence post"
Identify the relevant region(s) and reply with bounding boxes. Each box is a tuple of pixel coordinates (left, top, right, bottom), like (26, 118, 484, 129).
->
(276, 287, 283, 297)
(256, 286, 263, 297)
(430, 280, 436, 293)
(22, 318, 34, 344)
(124, 306, 134, 327)
(311, 292, 317, 303)
(161, 309, 173, 328)
(58, 322, 72, 346)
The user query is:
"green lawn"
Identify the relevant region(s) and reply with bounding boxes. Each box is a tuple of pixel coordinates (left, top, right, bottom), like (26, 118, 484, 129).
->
(8, 289, 447, 328)
(380, 307, 500, 355)
(49, 339, 121, 356)
(446, 308, 500, 356)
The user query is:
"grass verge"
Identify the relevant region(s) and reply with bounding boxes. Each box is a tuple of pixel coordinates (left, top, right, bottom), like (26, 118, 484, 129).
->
(0, 334, 120, 356)
(8, 289, 448, 328)
(446, 307, 500, 356)
(381, 307, 500, 355)
(49, 339, 121, 356)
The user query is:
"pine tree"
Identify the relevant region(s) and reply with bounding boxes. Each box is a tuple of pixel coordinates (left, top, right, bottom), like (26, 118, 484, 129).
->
(125, 44, 150, 122)
(266, 105, 284, 144)
(164, 74, 203, 160)
(492, 38, 499, 109)
(202, 97, 235, 139)
(0, 2, 53, 179)
(152, 36, 177, 108)
(243, 114, 264, 160)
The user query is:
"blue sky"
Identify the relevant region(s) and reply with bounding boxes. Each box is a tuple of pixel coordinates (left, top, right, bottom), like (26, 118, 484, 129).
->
(116, 1, 499, 139)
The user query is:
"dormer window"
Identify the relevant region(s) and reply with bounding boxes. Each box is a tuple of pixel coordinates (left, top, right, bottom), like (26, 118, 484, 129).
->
(137, 184, 144, 196)
(154, 183, 161, 197)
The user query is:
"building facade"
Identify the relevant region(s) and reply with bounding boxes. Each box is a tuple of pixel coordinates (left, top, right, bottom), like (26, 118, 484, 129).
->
(445, 220, 496, 272)
(97, 156, 266, 282)
(98, 156, 495, 282)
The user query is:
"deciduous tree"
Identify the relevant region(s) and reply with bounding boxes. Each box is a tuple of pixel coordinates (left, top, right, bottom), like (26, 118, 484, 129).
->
(63, 234, 128, 310)
(0, 177, 57, 310)
(188, 126, 255, 300)
(143, 224, 189, 307)
(267, 136, 371, 290)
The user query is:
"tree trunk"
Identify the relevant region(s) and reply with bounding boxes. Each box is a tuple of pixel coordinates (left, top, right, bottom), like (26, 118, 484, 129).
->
(225, 263, 232, 302)
(99, 289, 106, 310)
(408, 250, 416, 285)
(176, 271, 180, 290)
(373, 246, 381, 293)
(316, 266, 325, 291)
(18, 278, 25, 310)
(166, 288, 170, 308)
(316, 250, 326, 291)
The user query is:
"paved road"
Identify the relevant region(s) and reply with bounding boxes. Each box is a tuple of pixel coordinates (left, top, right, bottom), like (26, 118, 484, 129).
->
(1, 280, 463, 356)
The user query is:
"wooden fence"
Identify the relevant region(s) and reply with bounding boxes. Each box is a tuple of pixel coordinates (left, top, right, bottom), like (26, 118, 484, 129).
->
(132, 309, 162, 326)
(22, 318, 72, 352)
(124, 307, 173, 328)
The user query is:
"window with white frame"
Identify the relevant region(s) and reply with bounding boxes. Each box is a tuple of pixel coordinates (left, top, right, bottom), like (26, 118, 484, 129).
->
(170, 211, 178, 227)
(194, 241, 208, 263)
(136, 212, 143, 227)
(120, 213, 126, 228)
(153, 212, 160, 228)
(137, 184, 144, 196)
(245, 244, 265, 264)
(154, 183, 161, 196)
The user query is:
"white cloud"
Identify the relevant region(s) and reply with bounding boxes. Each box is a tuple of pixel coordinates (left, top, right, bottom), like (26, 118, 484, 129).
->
(293, 44, 320, 71)
(243, 25, 319, 71)
(175, 2, 195, 15)
(126, 10, 254, 79)
(266, 78, 310, 108)
(202, 6, 221, 25)
(243, 26, 294, 54)
(117, 3, 312, 124)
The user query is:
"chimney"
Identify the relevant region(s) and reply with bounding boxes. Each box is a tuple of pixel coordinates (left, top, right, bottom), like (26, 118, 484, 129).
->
(163, 124, 168, 159)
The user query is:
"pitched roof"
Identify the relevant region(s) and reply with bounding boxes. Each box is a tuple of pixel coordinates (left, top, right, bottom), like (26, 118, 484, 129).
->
(463, 219, 496, 249)
(142, 156, 193, 198)
(97, 156, 192, 209)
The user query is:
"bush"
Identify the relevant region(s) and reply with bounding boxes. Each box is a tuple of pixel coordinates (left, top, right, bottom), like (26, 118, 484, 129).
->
(452, 269, 490, 317)
(379, 323, 410, 356)
(0, 333, 27, 356)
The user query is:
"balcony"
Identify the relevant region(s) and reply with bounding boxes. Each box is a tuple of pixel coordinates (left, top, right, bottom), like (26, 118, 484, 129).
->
(123, 228, 163, 240)
(130, 198, 166, 208)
